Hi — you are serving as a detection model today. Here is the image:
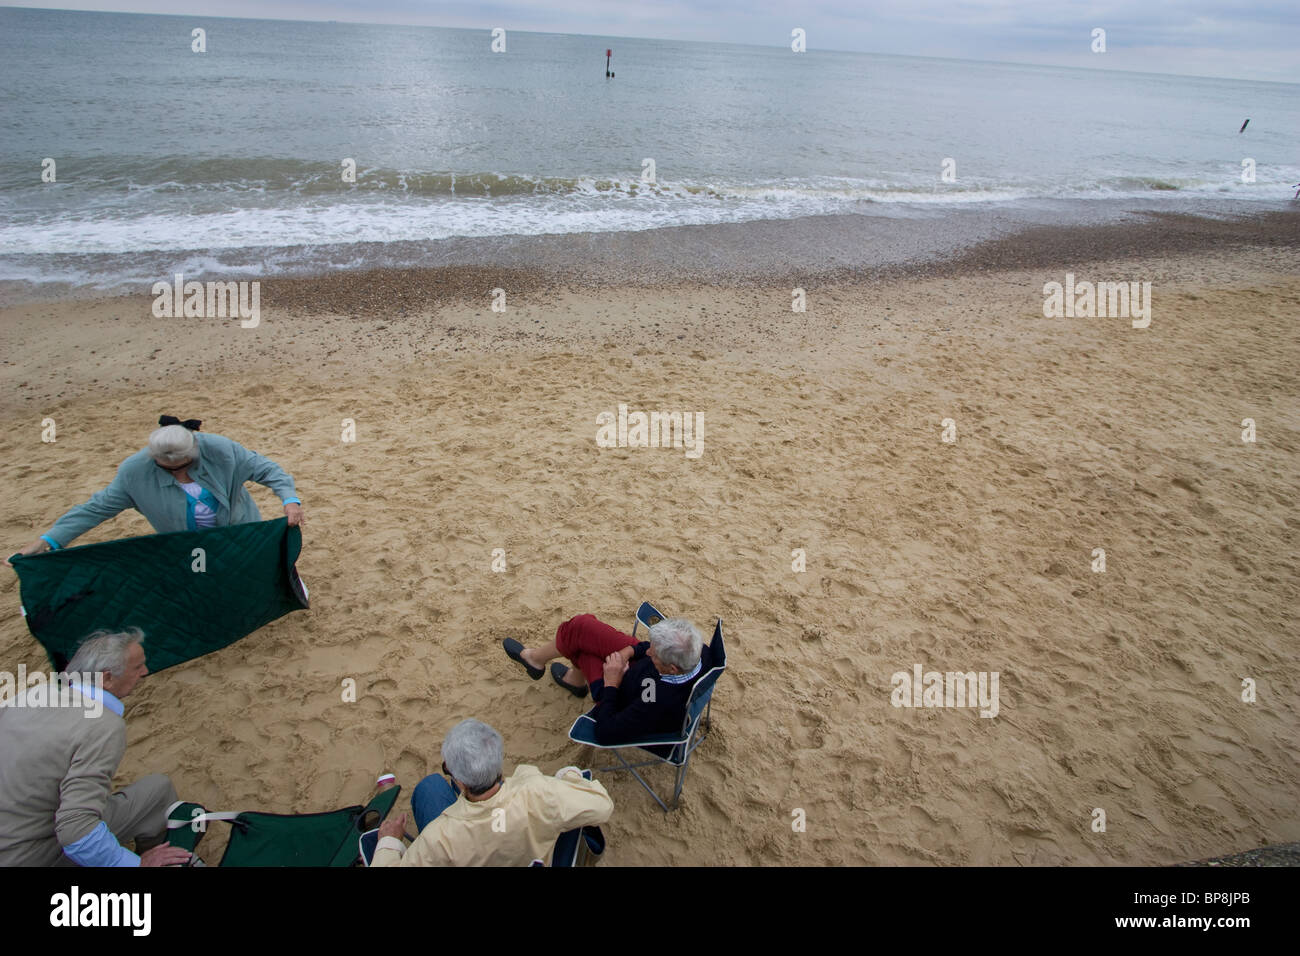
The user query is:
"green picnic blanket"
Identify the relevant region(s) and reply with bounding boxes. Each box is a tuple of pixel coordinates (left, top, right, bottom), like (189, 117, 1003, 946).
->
(10, 518, 308, 672)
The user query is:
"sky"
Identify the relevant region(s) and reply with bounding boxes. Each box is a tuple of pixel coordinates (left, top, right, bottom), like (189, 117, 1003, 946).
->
(4, 1, 1298, 84)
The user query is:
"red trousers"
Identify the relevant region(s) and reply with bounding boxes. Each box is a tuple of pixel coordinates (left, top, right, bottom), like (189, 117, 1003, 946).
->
(554, 614, 638, 684)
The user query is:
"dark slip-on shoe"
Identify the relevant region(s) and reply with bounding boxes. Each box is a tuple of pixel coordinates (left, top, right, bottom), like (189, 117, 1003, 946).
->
(550, 662, 589, 699)
(502, 639, 544, 680)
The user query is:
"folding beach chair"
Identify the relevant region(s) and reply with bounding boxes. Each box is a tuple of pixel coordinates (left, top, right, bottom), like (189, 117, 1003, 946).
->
(165, 785, 401, 866)
(532, 769, 606, 867)
(567, 602, 726, 812)
(540, 824, 606, 867)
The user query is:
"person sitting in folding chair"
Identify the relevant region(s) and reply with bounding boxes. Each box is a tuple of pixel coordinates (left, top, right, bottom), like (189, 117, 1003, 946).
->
(368, 719, 612, 867)
(504, 614, 714, 746)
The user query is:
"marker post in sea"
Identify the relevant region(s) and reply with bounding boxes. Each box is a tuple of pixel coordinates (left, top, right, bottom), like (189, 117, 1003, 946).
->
(606, 48, 613, 78)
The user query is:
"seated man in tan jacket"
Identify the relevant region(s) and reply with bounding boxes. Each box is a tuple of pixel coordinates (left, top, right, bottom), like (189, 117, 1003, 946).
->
(0, 628, 193, 866)
(372, 718, 613, 867)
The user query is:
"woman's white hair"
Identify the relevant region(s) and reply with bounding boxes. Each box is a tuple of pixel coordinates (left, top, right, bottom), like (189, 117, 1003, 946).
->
(66, 627, 144, 677)
(441, 719, 504, 793)
(648, 618, 703, 672)
(149, 425, 197, 465)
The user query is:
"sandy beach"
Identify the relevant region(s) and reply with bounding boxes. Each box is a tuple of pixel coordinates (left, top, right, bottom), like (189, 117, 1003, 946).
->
(1, 213, 1298, 866)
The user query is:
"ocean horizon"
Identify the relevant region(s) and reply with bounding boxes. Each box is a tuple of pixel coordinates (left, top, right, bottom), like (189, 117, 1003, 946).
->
(2, 6, 1298, 298)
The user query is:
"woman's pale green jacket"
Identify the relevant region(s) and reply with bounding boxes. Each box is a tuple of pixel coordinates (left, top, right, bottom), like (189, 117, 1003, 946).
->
(42, 433, 299, 549)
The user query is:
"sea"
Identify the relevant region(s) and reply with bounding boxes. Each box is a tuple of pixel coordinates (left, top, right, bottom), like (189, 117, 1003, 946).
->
(1, 6, 1297, 300)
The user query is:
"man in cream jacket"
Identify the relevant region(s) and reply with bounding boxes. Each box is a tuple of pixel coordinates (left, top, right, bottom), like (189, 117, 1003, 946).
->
(372, 719, 613, 867)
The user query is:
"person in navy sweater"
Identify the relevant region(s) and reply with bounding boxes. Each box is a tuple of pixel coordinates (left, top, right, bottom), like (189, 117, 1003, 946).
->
(504, 614, 712, 745)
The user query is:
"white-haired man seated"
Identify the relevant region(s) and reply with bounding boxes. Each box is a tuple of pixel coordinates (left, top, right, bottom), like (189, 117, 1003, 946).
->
(372, 719, 613, 867)
(0, 629, 193, 866)
(6, 415, 302, 565)
(503, 613, 714, 745)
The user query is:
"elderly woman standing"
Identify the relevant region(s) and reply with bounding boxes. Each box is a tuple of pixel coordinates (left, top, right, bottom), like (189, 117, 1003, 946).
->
(5, 416, 302, 564)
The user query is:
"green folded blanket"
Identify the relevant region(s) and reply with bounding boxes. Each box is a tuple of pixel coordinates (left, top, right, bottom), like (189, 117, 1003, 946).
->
(10, 518, 308, 672)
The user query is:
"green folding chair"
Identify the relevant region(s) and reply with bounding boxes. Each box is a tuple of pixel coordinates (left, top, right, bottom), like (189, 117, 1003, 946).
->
(165, 785, 401, 866)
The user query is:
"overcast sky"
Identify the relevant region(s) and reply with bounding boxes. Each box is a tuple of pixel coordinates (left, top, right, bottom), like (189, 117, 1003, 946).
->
(6, 1, 1298, 83)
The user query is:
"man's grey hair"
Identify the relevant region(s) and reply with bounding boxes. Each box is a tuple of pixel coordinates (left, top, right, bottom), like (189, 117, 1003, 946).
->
(648, 617, 703, 672)
(149, 424, 197, 466)
(67, 627, 145, 677)
(441, 719, 504, 793)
